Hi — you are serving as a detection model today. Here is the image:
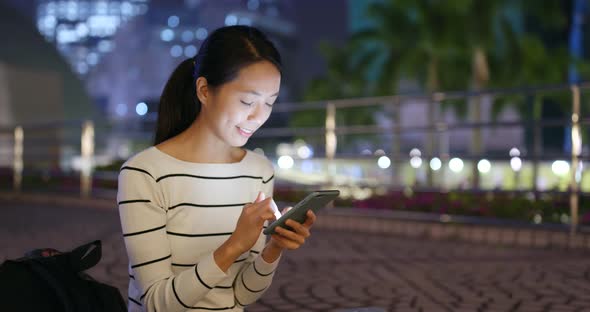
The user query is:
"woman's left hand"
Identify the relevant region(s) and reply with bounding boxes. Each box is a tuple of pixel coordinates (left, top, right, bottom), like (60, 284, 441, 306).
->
(269, 209, 317, 250)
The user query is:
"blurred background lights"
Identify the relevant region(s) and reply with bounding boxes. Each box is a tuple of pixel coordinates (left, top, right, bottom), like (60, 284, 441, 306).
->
(297, 145, 313, 159)
(378, 156, 391, 169)
(449, 158, 464, 173)
(410, 156, 422, 169)
(160, 28, 174, 41)
(477, 159, 491, 174)
(247, 0, 260, 11)
(170, 45, 182, 57)
(135, 102, 148, 116)
(278, 155, 294, 169)
(115, 103, 127, 117)
(195, 28, 208, 40)
(510, 157, 522, 172)
(181, 30, 194, 42)
(167, 15, 180, 28)
(430, 157, 442, 171)
(551, 160, 570, 176)
(225, 14, 238, 26)
(184, 45, 197, 57)
(509, 147, 521, 157)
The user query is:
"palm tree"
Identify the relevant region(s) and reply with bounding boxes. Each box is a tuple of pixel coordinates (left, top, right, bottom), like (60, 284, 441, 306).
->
(351, 0, 516, 187)
(490, 0, 590, 192)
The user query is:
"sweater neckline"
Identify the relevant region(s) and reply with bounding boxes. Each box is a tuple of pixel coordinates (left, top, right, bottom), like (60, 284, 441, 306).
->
(151, 146, 250, 167)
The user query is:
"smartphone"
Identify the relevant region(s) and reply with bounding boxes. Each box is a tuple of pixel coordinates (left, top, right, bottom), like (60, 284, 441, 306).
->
(263, 190, 340, 235)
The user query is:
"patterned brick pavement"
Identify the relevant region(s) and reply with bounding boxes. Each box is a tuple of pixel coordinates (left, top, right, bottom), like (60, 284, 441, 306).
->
(2, 202, 590, 312)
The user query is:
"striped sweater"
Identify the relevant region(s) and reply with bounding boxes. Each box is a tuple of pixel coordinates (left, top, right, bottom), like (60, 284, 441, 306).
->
(117, 147, 279, 312)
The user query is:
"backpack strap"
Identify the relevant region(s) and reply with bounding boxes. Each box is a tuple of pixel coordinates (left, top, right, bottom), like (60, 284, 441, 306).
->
(67, 240, 102, 272)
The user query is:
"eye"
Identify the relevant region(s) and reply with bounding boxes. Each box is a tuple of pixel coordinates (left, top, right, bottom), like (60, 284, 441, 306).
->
(240, 100, 253, 106)
(265, 103, 274, 108)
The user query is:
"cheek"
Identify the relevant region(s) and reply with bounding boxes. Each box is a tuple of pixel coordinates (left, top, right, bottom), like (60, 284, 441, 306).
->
(223, 107, 249, 124)
(261, 109, 272, 123)
(211, 99, 240, 120)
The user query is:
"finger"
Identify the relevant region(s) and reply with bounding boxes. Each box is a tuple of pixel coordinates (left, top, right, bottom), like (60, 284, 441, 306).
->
(275, 226, 305, 245)
(285, 219, 311, 238)
(271, 234, 298, 250)
(244, 197, 269, 211)
(281, 206, 292, 214)
(254, 191, 265, 203)
(255, 197, 273, 210)
(258, 210, 276, 223)
(250, 198, 272, 215)
(302, 210, 317, 228)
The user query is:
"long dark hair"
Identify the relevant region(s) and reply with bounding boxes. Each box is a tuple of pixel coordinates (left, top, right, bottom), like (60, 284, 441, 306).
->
(154, 25, 282, 145)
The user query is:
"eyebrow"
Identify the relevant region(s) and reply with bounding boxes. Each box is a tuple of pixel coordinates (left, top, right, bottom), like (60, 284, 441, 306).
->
(242, 90, 279, 97)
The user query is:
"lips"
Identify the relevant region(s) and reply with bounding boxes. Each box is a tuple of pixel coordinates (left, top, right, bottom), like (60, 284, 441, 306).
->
(237, 126, 254, 137)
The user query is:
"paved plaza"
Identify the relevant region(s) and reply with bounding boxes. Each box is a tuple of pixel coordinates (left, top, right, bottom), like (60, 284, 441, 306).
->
(2, 201, 590, 312)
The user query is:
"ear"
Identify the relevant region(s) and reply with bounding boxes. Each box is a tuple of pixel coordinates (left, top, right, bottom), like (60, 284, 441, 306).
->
(196, 77, 209, 106)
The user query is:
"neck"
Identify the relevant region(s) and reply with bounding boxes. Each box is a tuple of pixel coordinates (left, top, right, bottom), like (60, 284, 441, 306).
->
(161, 117, 243, 164)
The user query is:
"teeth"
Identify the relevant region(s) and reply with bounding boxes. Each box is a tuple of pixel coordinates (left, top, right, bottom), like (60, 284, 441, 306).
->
(239, 127, 253, 134)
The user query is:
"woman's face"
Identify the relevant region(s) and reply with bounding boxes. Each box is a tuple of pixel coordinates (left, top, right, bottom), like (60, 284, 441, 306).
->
(197, 60, 281, 147)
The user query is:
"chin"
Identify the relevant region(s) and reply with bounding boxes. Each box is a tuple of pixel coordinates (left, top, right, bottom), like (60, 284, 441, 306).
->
(229, 138, 249, 148)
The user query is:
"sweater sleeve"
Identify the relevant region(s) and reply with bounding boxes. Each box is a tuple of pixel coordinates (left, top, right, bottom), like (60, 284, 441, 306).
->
(233, 168, 281, 307)
(118, 166, 229, 312)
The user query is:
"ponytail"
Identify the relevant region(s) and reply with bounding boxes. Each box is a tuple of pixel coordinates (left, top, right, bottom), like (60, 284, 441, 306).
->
(154, 58, 200, 145)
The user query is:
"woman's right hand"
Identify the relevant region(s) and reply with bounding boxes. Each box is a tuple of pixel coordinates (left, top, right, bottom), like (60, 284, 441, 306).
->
(228, 192, 275, 254)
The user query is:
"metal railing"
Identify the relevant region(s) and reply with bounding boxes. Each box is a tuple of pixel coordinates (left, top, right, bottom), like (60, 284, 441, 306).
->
(0, 82, 588, 234)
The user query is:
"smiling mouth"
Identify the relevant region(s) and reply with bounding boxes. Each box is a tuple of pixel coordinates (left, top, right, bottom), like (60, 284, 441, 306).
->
(237, 126, 255, 137)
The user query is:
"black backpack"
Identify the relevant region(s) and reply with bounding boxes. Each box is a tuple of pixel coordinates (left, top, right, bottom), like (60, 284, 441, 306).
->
(0, 240, 127, 312)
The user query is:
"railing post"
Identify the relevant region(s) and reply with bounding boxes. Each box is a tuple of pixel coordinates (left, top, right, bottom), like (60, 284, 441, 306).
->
(431, 92, 445, 189)
(532, 94, 543, 198)
(80, 120, 94, 198)
(325, 102, 337, 194)
(13, 126, 23, 192)
(569, 85, 582, 237)
(325, 102, 337, 161)
(391, 97, 402, 188)
(426, 95, 435, 187)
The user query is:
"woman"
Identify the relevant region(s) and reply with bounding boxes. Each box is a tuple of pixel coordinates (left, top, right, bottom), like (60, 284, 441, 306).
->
(117, 25, 316, 311)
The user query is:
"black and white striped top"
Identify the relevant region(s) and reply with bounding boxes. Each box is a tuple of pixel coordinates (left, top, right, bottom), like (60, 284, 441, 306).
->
(117, 147, 278, 312)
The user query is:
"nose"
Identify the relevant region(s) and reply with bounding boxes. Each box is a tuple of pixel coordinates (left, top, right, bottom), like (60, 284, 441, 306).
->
(247, 103, 267, 123)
